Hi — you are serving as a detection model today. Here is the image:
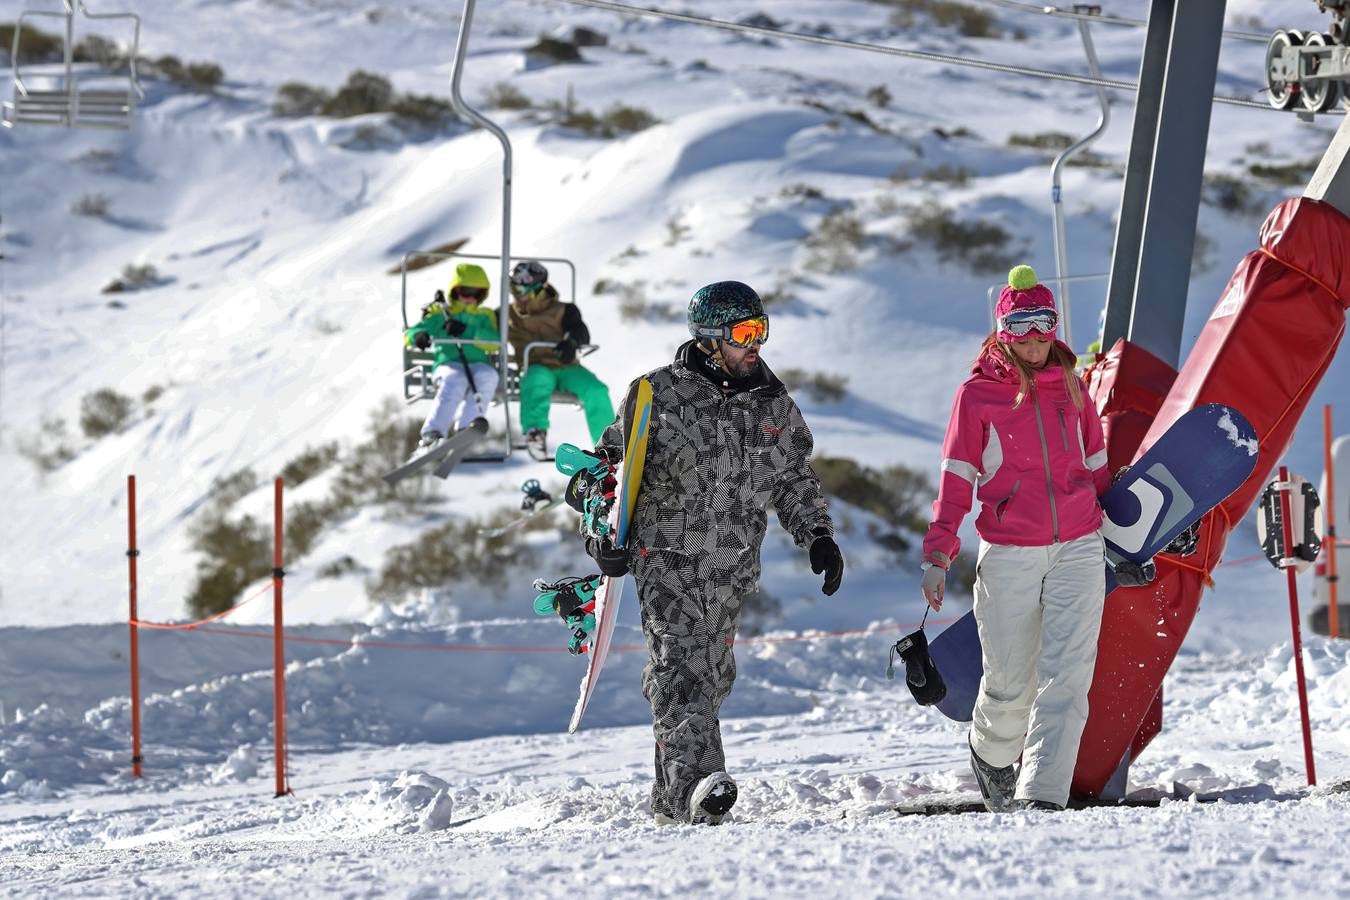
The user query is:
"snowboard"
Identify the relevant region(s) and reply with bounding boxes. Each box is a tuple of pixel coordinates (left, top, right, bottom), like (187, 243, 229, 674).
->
(380, 418, 488, 486)
(927, 403, 1259, 722)
(567, 377, 653, 733)
(479, 481, 565, 539)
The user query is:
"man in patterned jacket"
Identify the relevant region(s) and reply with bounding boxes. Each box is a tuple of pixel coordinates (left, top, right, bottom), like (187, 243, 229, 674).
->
(583, 280, 845, 825)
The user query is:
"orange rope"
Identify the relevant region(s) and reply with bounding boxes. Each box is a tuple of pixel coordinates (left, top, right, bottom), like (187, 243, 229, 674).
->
(130, 581, 274, 631)
(157, 616, 960, 655)
(1257, 247, 1344, 306)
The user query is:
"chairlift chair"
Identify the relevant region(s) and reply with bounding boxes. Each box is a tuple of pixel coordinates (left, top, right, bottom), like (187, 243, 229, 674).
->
(3, 1, 144, 129)
(398, 249, 599, 463)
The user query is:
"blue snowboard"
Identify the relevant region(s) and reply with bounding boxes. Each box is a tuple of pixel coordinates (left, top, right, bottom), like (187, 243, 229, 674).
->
(927, 403, 1259, 722)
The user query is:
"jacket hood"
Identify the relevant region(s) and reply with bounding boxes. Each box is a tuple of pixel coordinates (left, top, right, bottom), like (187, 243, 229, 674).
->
(674, 339, 785, 397)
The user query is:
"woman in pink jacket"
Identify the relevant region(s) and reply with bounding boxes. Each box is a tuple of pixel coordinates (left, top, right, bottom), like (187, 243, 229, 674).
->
(921, 265, 1110, 812)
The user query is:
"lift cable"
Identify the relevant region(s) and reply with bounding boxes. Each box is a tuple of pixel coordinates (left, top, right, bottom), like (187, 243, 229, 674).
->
(555, 0, 1325, 113)
(977, 0, 1268, 43)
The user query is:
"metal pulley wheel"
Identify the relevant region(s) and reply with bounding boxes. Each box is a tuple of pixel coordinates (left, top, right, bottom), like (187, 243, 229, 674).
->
(1300, 32, 1342, 113)
(1266, 29, 1303, 110)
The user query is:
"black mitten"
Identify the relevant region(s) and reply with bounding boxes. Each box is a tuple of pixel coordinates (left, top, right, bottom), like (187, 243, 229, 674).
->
(890, 628, 947, 706)
(1114, 558, 1157, 587)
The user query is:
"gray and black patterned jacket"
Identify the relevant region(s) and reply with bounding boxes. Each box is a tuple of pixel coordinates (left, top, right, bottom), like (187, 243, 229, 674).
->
(597, 340, 833, 576)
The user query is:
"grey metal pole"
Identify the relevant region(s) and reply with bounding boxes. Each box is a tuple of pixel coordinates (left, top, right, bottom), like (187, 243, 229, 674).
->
(1126, 0, 1228, 368)
(65, 1, 75, 126)
(1102, 0, 1174, 351)
(449, 0, 514, 458)
(1050, 14, 1111, 351)
(1305, 110, 1350, 217)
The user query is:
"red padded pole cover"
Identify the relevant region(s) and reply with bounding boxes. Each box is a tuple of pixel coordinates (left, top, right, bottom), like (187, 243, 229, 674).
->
(1072, 198, 1350, 798)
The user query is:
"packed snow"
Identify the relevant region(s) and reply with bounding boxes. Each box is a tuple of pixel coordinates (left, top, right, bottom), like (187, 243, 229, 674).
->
(2, 0, 1349, 896)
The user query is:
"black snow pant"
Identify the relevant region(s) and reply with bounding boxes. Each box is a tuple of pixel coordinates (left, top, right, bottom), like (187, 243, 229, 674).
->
(632, 549, 747, 821)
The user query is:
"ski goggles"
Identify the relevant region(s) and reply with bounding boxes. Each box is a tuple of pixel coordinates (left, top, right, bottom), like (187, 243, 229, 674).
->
(997, 306, 1058, 338)
(509, 278, 546, 297)
(455, 286, 487, 301)
(693, 315, 770, 348)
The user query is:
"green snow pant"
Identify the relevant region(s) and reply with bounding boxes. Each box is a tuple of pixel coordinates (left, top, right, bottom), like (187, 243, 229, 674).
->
(632, 550, 748, 822)
(519, 363, 615, 443)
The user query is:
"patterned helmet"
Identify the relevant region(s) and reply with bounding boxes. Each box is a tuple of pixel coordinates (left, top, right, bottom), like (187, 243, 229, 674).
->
(509, 260, 549, 295)
(687, 281, 764, 339)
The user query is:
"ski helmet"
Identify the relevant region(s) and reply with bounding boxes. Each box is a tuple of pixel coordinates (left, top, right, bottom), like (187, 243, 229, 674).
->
(450, 263, 490, 292)
(687, 281, 764, 340)
(510, 260, 549, 294)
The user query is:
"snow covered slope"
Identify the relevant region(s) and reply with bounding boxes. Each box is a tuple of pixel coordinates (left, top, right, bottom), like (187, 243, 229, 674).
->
(2, 1, 1350, 895)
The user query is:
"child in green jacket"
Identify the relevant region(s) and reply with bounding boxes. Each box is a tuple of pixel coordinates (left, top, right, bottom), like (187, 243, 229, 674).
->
(405, 263, 500, 448)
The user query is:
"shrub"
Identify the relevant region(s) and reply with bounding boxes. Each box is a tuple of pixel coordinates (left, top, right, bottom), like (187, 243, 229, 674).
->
(780, 183, 825, 202)
(664, 216, 691, 246)
(865, 84, 891, 108)
(79, 388, 135, 438)
(777, 368, 849, 403)
(874, 0, 999, 37)
(184, 469, 267, 618)
(601, 103, 658, 134)
(322, 70, 394, 118)
(274, 81, 332, 118)
(102, 263, 162, 294)
(0, 23, 63, 63)
(804, 206, 866, 274)
(389, 92, 455, 127)
(485, 81, 531, 110)
(525, 36, 582, 63)
(366, 507, 546, 602)
(1248, 159, 1318, 187)
(1008, 131, 1073, 152)
(317, 555, 362, 578)
(387, 238, 470, 275)
(813, 455, 934, 534)
(15, 417, 76, 473)
(1203, 173, 1261, 215)
(72, 34, 123, 67)
(141, 385, 165, 406)
(280, 442, 340, 486)
(332, 400, 436, 507)
(903, 201, 1018, 273)
(285, 498, 348, 559)
(184, 62, 224, 93)
(72, 193, 111, 217)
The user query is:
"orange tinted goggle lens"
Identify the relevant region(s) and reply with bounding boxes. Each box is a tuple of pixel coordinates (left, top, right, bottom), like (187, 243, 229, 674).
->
(728, 316, 768, 347)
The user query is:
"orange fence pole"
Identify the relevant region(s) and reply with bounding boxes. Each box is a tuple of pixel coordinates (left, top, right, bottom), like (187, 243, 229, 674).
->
(1325, 405, 1341, 639)
(1277, 466, 1316, 786)
(126, 475, 143, 778)
(273, 477, 290, 797)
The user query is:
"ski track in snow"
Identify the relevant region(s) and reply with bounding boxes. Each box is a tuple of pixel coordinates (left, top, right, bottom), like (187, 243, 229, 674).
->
(2, 0, 1349, 895)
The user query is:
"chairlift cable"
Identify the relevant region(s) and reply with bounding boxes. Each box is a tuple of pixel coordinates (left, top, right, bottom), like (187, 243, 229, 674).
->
(554, 0, 1331, 114)
(975, 0, 1268, 43)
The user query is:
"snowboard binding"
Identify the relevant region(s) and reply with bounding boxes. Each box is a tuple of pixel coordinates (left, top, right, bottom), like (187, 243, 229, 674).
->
(532, 574, 603, 655)
(556, 444, 618, 540)
(520, 478, 554, 512)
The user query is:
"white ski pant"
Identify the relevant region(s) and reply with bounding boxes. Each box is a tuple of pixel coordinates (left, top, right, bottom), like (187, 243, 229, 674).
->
(421, 362, 498, 438)
(969, 530, 1105, 807)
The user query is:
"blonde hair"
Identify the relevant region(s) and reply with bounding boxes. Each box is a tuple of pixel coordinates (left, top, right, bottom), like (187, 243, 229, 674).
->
(978, 334, 1083, 410)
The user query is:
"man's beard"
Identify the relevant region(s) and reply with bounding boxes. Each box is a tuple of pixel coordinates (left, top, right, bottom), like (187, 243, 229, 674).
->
(725, 355, 759, 377)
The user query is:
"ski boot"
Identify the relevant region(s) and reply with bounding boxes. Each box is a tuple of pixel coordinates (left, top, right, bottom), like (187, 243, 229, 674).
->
(408, 431, 443, 462)
(532, 574, 603, 654)
(688, 772, 737, 825)
(520, 478, 553, 512)
(1013, 798, 1063, 811)
(525, 428, 550, 462)
(969, 738, 1017, 812)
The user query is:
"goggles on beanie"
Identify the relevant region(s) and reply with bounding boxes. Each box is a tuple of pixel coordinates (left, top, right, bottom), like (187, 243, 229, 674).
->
(509, 277, 545, 297)
(998, 306, 1058, 338)
(693, 315, 769, 348)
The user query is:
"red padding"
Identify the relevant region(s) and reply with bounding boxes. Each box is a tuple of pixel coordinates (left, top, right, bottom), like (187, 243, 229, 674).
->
(1073, 198, 1350, 798)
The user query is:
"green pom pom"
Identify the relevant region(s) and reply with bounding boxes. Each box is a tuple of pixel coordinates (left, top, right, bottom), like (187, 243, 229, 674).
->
(1008, 265, 1038, 291)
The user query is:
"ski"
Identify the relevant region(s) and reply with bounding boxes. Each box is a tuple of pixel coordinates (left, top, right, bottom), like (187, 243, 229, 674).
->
(927, 403, 1260, 722)
(432, 418, 489, 479)
(380, 422, 483, 486)
(479, 480, 566, 538)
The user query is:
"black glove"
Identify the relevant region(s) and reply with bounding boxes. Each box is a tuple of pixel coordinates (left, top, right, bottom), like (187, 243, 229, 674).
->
(555, 338, 578, 365)
(1114, 558, 1157, 587)
(889, 628, 947, 707)
(433, 289, 446, 304)
(586, 537, 629, 577)
(413, 331, 431, 350)
(443, 318, 467, 337)
(809, 534, 843, 596)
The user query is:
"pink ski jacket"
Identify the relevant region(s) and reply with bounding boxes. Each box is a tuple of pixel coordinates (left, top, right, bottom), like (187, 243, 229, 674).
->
(923, 345, 1110, 566)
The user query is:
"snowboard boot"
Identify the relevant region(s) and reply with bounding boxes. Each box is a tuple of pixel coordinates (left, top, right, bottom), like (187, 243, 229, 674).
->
(1014, 798, 1063, 811)
(525, 428, 549, 462)
(688, 772, 737, 825)
(969, 738, 1016, 813)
